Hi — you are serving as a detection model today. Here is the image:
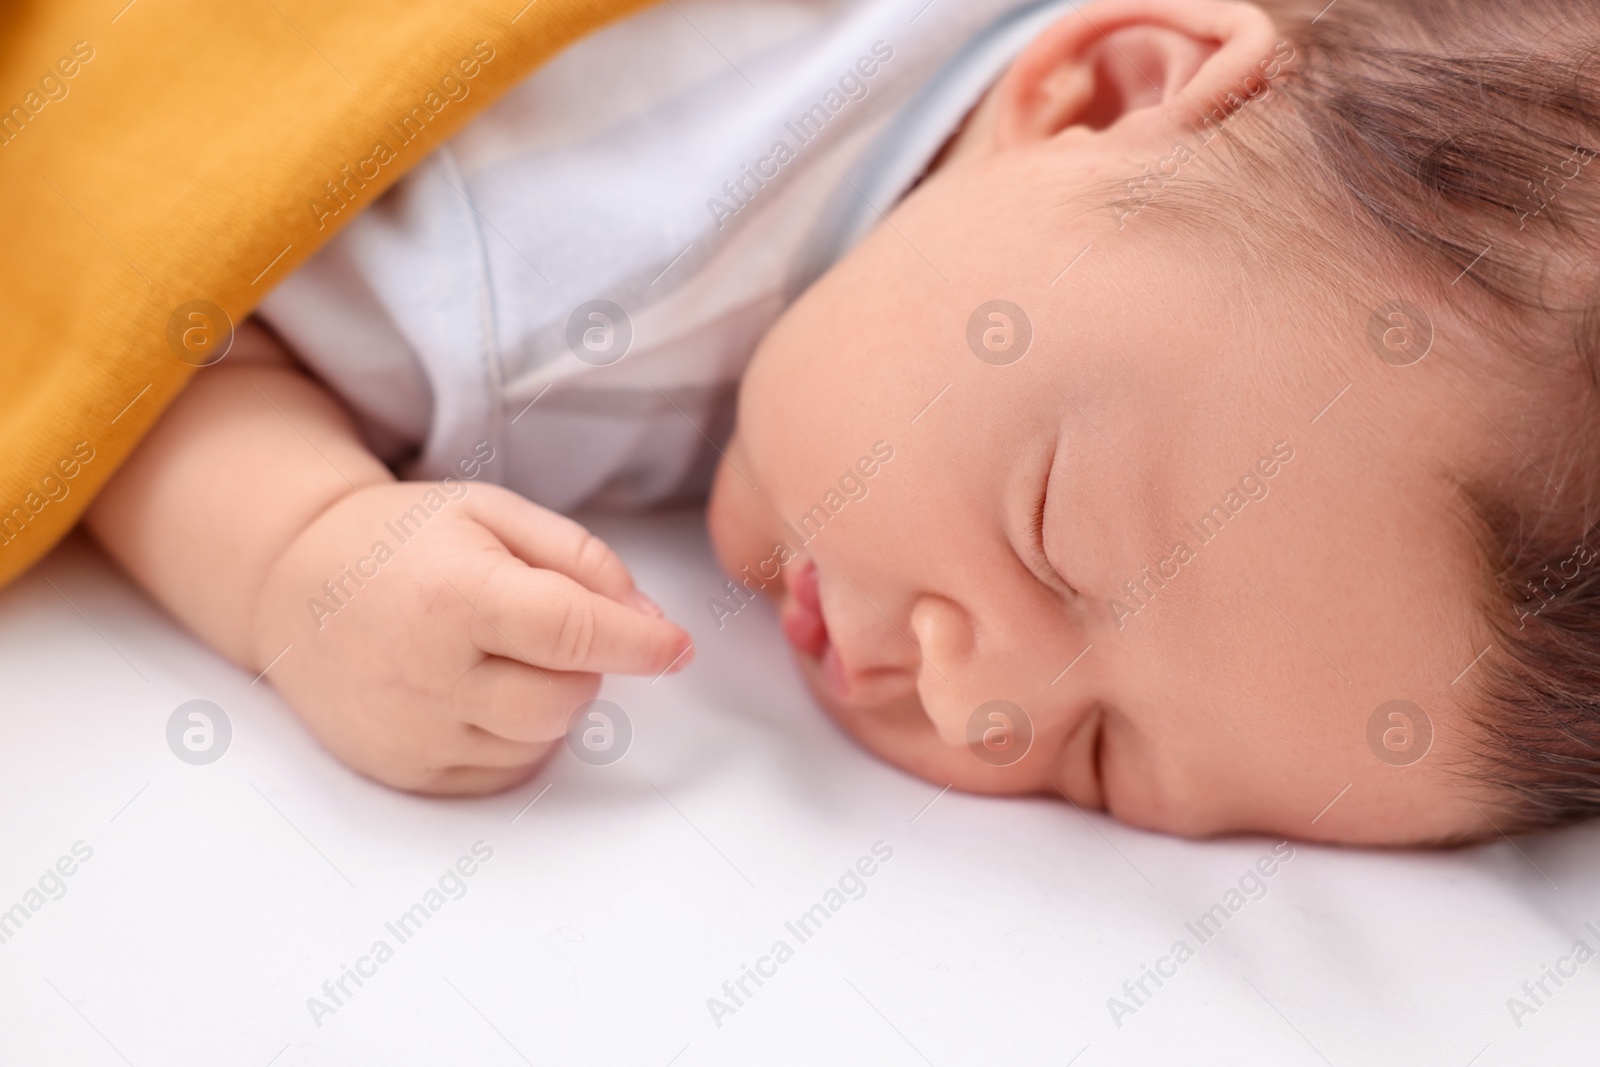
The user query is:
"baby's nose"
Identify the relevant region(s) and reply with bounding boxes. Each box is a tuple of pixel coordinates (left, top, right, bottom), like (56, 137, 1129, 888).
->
(908, 595, 987, 746)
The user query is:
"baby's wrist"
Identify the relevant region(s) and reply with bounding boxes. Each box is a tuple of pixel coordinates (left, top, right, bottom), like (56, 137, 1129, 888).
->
(243, 479, 384, 673)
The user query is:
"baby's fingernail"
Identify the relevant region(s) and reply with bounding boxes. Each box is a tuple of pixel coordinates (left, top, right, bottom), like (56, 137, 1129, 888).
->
(628, 589, 664, 617)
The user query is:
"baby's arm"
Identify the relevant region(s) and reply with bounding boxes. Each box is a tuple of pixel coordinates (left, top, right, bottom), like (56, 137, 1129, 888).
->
(86, 320, 691, 793)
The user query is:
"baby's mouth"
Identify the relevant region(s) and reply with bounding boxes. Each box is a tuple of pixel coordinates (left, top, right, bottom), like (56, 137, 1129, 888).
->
(781, 558, 828, 656)
(781, 558, 850, 698)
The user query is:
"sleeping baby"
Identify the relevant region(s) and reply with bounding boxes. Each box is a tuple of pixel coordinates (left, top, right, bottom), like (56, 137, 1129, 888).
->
(85, 0, 1600, 845)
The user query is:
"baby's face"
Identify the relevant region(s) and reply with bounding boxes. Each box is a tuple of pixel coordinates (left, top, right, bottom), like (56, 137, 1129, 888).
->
(709, 81, 1501, 846)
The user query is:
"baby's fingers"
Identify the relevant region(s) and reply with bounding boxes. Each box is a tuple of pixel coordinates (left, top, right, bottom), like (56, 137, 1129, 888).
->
(472, 562, 693, 675)
(452, 657, 596, 744)
(465, 486, 648, 608)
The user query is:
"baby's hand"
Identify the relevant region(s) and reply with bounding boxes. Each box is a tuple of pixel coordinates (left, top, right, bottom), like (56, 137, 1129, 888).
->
(248, 482, 691, 794)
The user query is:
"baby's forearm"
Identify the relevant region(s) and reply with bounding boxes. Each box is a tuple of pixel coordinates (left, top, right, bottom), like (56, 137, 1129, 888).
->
(85, 324, 392, 669)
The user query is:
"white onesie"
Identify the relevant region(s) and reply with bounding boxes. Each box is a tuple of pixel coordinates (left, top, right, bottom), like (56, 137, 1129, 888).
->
(259, 0, 1079, 511)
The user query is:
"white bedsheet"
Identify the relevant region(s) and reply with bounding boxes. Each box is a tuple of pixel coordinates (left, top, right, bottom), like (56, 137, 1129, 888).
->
(1, 512, 1597, 1066)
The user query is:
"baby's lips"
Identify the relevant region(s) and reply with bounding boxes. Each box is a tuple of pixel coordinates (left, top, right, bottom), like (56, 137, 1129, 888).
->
(781, 559, 829, 658)
(789, 556, 822, 614)
(782, 601, 828, 658)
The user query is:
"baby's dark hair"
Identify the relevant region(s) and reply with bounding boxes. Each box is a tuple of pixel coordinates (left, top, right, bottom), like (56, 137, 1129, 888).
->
(1143, 0, 1600, 831)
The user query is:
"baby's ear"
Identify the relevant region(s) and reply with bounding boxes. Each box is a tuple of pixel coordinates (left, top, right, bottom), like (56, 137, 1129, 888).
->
(990, 0, 1279, 148)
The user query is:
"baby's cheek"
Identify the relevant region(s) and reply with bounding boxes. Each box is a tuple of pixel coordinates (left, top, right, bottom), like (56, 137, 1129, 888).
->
(707, 450, 773, 582)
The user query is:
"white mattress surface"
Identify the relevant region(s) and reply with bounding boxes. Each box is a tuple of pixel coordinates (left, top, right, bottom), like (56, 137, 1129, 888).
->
(1, 513, 1597, 1066)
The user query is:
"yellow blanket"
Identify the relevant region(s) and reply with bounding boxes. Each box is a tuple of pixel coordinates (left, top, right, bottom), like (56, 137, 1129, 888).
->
(0, 0, 649, 588)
